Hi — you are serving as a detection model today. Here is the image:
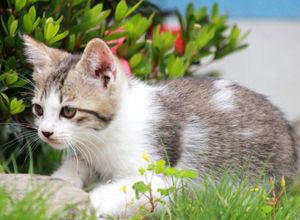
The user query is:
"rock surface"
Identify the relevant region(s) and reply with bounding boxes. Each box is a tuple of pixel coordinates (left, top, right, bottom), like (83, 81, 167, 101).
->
(0, 174, 91, 216)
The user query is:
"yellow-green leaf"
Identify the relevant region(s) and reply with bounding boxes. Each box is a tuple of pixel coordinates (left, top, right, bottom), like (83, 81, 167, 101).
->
(129, 53, 142, 68)
(9, 20, 18, 36)
(15, 0, 27, 12)
(115, 0, 128, 22)
(6, 72, 18, 85)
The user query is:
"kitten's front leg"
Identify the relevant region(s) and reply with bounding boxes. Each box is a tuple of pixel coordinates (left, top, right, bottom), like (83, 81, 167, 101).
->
(90, 175, 166, 218)
(51, 156, 90, 189)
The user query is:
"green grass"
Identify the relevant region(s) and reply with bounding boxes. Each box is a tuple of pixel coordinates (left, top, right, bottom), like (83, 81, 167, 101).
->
(156, 175, 300, 220)
(1, 170, 300, 220)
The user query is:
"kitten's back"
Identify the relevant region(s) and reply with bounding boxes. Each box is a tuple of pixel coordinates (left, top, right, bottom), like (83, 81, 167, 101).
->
(153, 77, 299, 181)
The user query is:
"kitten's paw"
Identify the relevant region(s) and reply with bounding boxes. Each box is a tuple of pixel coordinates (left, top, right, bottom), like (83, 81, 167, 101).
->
(89, 188, 127, 218)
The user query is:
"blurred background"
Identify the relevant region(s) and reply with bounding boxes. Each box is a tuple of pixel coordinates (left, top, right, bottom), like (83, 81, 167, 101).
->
(151, 0, 300, 127)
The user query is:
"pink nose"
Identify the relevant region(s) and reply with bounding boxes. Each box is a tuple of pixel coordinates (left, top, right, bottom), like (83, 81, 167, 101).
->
(42, 131, 53, 139)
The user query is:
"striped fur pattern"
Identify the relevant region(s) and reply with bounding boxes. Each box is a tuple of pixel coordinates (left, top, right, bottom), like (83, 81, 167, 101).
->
(24, 35, 300, 218)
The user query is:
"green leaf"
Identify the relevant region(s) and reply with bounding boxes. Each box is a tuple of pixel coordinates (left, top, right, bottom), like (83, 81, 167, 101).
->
(48, 30, 69, 45)
(83, 4, 103, 23)
(45, 22, 53, 40)
(34, 27, 44, 42)
(10, 100, 25, 115)
(104, 31, 128, 41)
(168, 57, 185, 78)
(100, 21, 106, 37)
(147, 164, 154, 171)
(157, 188, 170, 196)
(0, 73, 8, 81)
(131, 17, 149, 41)
(71, 8, 85, 22)
(15, 0, 27, 12)
(1, 93, 9, 103)
(70, 9, 109, 34)
(115, 0, 128, 22)
(48, 24, 60, 40)
(67, 34, 76, 51)
(196, 26, 215, 49)
(165, 167, 177, 176)
(9, 20, 18, 36)
(192, 51, 213, 61)
(175, 10, 185, 42)
(6, 72, 18, 85)
(56, 15, 64, 25)
(240, 29, 251, 43)
(69, 22, 92, 34)
(155, 166, 165, 174)
(159, 59, 166, 75)
(261, 205, 273, 214)
(10, 98, 17, 111)
(230, 25, 241, 42)
(129, 53, 142, 68)
(139, 168, 145, 175)
(1, 15, 9, 35)
(156, 160, 166, 167)
(184, 41, 195, 59)
(6, 57, 17, 71)
(215, 14, 228, 30)
(132, 181, 148, 193)
(233, 44, 248, 52)
(167, 55, 175, 75)
(8, 15, 15, 30)
(174, 170, 185, 178)
(185, 2, 194, 23)
(183, 170, 198, 179)
(4, 36, 16, 48)
(10, 79, 29, 88)
(28, 6, 36, 22)
(212, 3, 219, 23)
(152, 25, 161, 48)
(195, 7, 207, 21)
(32, 17, 40, 31)
(125, 0, 143, 17)
(23, 14, 33, 34)
(72, 0, 86, 6)
(0, 95, 9, 115)
(97, 9, 111, 25)
(145, 39, 152, 66)
(132, 181, 148, 199)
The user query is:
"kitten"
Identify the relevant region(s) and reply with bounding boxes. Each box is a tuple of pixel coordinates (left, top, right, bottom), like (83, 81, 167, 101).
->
(23, 35, 300, 218)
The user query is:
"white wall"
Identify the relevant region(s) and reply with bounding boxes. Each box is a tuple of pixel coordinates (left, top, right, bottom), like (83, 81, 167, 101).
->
(197, 20, 300, 122)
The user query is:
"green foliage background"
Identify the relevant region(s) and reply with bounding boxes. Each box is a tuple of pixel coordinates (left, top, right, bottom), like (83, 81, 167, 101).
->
(0, 0, 248, 174)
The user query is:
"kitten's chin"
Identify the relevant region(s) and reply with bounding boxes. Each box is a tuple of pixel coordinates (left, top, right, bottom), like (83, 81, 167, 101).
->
(49, 142, 66, 150)
(43, 139, 66, 150)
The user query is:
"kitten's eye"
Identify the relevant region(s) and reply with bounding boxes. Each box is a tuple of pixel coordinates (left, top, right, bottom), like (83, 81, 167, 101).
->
(61, 106, 77, 119)
(33, 104, 43, 116)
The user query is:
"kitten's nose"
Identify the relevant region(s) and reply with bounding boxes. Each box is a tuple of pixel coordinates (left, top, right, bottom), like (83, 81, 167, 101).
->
(42, 131, 54, 139)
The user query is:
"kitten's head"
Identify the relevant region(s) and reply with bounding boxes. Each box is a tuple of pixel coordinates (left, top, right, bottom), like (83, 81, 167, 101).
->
(24, 35, 127, 149)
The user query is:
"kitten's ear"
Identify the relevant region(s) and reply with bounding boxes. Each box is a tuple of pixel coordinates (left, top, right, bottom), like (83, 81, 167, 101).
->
(77, 38, 116, 88)
(23, 35, 66, 73)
